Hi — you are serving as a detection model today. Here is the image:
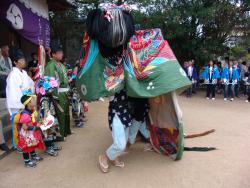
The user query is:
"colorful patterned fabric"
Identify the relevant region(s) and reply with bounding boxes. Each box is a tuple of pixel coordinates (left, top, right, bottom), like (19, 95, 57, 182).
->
(76, 28, 187, 160)
(76, 29, 191, 101)
(15, 109, 45, 153)
(125, 29, 191, 98)
(149, 126, 179, 156)
(76, 39, 125, 101)
(148, 94, 184, 160)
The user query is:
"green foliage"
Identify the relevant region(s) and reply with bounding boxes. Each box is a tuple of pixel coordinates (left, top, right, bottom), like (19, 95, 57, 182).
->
(131, 0, 250, 65)
(50, 0, 250, 65)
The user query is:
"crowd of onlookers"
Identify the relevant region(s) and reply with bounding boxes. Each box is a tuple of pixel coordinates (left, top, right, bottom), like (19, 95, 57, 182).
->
(183, 58, 250, 102)
(0, 44, 88, 168)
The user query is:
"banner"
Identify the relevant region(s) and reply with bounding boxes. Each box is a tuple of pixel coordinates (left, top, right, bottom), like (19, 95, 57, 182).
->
(0, 0, 50, 48)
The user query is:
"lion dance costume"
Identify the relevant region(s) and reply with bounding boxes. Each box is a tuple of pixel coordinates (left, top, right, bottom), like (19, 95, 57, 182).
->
(76, 3, 191, 161)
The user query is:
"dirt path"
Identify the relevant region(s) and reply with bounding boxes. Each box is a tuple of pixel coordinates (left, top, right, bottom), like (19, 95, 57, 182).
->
(0, 93, 250, 188)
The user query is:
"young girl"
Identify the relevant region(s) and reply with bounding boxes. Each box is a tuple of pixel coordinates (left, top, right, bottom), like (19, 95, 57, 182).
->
(201, 60, 220, 100)
(14, 94, 45, 167)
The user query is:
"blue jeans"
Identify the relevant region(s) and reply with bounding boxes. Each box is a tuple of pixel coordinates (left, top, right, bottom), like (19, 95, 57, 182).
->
(106, 115, 129, 161)
(128, 120, 150, 145)
(224, 84, 235, 99)
(106, 116, 150, 160)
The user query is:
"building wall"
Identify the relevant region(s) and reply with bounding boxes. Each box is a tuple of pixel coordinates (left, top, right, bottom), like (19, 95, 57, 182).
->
(0, 21, 37, 62)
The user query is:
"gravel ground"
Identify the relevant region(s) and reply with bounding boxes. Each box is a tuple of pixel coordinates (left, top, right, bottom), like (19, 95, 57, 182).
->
(0, 92, 249, 188)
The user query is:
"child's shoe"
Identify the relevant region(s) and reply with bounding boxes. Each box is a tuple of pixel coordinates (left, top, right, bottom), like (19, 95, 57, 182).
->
(45, 147, 58, 157)
(75, 121, 84, 128)
(52, 143, 62, 151)
(25, 161, 36, 168)
(32, 156, 43, 163)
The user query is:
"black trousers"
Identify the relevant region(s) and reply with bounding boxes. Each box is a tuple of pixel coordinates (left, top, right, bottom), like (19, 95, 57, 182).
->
(23, 151, 36, 162)
(206, 84, 215, 98)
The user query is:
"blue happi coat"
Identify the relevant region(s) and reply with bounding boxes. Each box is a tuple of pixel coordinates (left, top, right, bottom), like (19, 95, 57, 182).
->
(184, 66, 199, 83)
(221, 66, 240, 85)
(201, 65, 220, 84)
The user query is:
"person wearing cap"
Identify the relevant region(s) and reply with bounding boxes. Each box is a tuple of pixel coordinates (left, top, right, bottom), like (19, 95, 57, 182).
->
(6, 49, 34, 116)
(44, 45, 71, 138)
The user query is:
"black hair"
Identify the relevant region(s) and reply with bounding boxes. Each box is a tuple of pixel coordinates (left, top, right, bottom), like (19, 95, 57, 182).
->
(31, 52, 36, 57)
(10, 49, 25, 63)
(20, 95, 31, 106)
(242, 61, 246, 65)
(86, 8, 135, 56)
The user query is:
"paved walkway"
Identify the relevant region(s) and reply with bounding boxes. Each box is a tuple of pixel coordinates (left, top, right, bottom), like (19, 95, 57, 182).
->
(0, 93, 250, 188)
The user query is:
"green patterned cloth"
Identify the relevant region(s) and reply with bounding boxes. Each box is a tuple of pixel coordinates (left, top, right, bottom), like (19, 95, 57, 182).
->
(76, 29, 190, 101)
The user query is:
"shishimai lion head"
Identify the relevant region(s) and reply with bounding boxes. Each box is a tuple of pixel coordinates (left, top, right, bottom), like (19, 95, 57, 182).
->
(86, 3, 135, 58)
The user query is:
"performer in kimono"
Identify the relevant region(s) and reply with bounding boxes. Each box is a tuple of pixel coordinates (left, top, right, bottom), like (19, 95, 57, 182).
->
(14, 94, 45, 168)
(44, 45, 71, 139)
(201, 60, 220, 100)
(221, 61, 240, 101)
(184, 60, 198, 97)
(6, 49, 34, 116)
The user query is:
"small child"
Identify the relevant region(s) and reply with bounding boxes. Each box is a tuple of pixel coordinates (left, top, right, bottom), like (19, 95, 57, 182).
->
(69, 63, 87, 128)
(14, 94, 45, 167)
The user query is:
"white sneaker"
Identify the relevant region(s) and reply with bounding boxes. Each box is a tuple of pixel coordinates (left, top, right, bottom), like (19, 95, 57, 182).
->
(245, 100, 249, 103)
(224, 98, 227, 101)
(206, 97, 210, 100)
(230, 98, 234, 101)
(212, 98, 215, 100)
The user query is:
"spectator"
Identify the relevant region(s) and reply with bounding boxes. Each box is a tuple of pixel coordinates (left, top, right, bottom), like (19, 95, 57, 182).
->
(233, 60, 241, 97)
(0, 45, 12, 75)
(201, 60, 220, 100)
(44, 44, 71, 138)
(0, 45, 12, 97)
(221, 61, 240, 101)
(0, 121, 9, 152)
(27, 52, 38, 78)
(241, 61, 248, 95)
(184, 60, 198, 97)
(6, 49, 34, 116)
